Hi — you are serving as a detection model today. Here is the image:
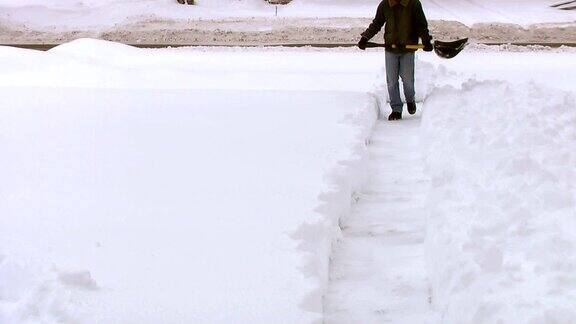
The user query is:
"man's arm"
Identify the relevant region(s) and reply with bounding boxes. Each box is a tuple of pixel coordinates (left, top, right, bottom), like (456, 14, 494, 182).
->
(413, 0, 432, 51)
(413, 0, 431, 42)
(361, 1, 387, 40)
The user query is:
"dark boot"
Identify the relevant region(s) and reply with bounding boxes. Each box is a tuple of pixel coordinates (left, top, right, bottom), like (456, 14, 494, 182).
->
(186, 0, 194, 4)
(388, 111, 402, 121)
(407, 102, 417, 115)
(177, 0, 185, 3)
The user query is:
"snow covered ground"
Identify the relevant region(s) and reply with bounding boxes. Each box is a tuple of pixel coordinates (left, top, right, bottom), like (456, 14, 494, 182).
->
(0, 0, 574, 28)
(325, 114, 432, 324)
(1, 0, 575, 46)
(423, 80, 576, 323)
(1, 40, 576, 323)
(415, 49, 576, 323)
(326, 47, 576, 323)
(0, 40, 384, 323)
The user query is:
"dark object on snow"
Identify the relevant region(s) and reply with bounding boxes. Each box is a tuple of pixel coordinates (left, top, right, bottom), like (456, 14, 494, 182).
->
(266, 0, 292, 4)
(358, 37, 368, 50)
(422, 37, 433, 52)
(551, 0, 576, 9)
(364, 38, 468, 59)
(407, 102, 417, 114)
(551, 0, 576, 7)
(176, 0, 194, 4)
(388, 111, 402, 121)
(361, 0, 431, 53)
(433, 38, 468, 58)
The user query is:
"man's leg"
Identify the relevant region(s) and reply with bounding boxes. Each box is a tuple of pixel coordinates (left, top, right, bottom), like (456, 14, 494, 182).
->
(399, 52, 416, 104)
(385, 51, 403, 113)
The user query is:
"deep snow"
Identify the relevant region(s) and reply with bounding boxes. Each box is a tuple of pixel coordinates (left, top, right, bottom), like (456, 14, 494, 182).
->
(421, 79, 576, 323)
(416, 51, 576, 323)
(0, 40, 383, 323)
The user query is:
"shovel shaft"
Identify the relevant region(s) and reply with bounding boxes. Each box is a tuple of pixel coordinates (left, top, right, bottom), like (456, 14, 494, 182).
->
(405, 44, 425, 50)
(363, 38, 468, 59)
(365, 42, 424, 49)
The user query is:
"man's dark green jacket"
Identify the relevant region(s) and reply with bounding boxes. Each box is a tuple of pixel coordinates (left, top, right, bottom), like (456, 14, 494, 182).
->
(361, 0, 431, 53)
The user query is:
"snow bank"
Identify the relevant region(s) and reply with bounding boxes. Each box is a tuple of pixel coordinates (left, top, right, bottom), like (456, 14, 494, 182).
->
(0, 39, 381, 323)
(0, 0, 574, 27)
(2, 0, 575, 46)
(0, 38, 385, 92)
(292, 94, 378, 315)
(421, 80, 576, 323)
(419, 50, 576, 93)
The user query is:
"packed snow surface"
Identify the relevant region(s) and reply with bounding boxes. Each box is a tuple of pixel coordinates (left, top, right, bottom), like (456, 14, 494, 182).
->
(325, 115, 432, 324)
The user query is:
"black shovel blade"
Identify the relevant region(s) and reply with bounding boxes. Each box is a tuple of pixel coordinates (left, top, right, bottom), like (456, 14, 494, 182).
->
(433, 38, 468, 59)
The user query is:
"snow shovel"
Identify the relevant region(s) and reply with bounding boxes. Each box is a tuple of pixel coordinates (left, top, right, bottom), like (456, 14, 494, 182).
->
(365, 38, 468, 59)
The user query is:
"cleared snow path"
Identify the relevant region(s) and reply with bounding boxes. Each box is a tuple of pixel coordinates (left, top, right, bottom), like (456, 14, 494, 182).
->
(325, 114, 432, 323)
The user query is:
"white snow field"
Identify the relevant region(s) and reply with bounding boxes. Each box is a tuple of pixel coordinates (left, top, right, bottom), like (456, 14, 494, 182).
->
(0, 0, 574, 29)
(0, 40, 384, 323)
(1, 40, 576, 323)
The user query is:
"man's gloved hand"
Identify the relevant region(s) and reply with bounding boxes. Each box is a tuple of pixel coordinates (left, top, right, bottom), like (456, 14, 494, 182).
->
(422, 36, 433, 52)
(358, 37, 368, 50)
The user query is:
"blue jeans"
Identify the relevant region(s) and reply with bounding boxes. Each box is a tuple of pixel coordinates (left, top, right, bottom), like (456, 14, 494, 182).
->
(385, 51, 415, 113)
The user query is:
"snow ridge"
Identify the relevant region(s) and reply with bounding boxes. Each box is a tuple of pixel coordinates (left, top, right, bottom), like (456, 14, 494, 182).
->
(293, 94, 379, 320)
(421, 80, 576, 323)
(322, 58, 444, 323)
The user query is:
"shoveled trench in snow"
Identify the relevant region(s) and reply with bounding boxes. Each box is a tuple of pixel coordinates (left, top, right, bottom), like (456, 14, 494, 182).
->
(325, 114, 433, 324)
(325, 50, 576, 323)
(323, 58, 442, 324)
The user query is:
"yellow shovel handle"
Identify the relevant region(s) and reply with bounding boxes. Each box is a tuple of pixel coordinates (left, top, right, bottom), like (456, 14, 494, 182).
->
(391, 44, 425, 50)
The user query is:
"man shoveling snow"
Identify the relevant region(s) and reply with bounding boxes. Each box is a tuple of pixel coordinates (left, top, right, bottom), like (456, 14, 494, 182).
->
(358, 0, 432, 121)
